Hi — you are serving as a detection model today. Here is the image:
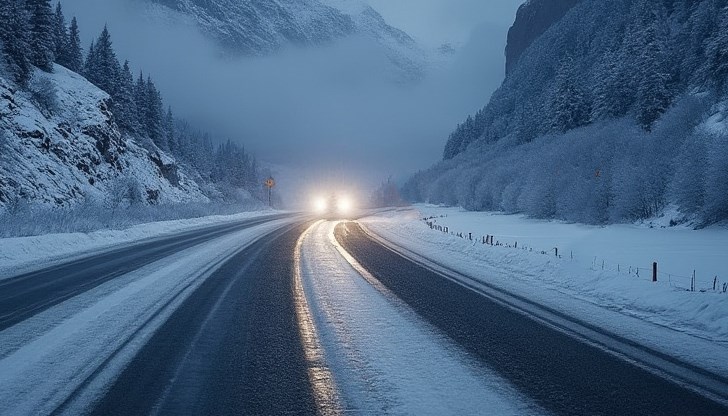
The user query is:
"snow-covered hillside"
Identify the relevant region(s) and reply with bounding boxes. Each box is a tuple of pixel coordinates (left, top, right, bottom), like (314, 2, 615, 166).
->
(0, 65, 206, 210)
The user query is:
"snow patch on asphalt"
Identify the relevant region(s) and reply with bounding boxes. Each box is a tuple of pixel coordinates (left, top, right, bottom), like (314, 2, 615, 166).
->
(0, 210, 284, 279)
(360, 206, 728, 377)
(298, 220, 543, 415)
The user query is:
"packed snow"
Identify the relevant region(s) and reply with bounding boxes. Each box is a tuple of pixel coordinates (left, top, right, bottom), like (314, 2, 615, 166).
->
(0, 210, 282, 279)
(297, 220, 543, 414)
(360, 206, 728, 377)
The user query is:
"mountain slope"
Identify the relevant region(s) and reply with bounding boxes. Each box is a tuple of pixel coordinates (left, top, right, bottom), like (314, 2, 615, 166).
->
(149, 0, 356, 54)
(146, 0, 425, 78)
(0, 65, 206, 209)
(405, 0, 728, 225)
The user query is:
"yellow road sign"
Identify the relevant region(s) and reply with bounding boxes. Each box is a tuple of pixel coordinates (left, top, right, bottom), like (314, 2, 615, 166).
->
(265, 177, 275, 188)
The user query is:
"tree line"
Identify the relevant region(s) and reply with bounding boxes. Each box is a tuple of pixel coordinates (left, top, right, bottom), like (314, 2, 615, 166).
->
(410, 0, 728, 226)
(0, 0, 261, 199)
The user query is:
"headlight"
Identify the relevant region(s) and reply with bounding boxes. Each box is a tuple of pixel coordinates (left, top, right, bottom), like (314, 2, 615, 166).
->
(314, 197, 328, 213)
(337, 196, 353, 214)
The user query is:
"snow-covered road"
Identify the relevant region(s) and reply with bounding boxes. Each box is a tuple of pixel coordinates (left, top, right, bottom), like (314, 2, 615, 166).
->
(297, 220, 542, 415)
(0, 218, 294, 415)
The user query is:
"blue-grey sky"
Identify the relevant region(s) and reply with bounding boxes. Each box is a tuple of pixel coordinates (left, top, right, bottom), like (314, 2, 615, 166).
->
(369, 0, 524, 47)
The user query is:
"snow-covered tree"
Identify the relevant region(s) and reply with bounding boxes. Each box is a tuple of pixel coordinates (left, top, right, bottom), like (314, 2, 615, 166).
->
(52, 2, 67, 64)
(85, 26, 120, 96)
(148, 77, 166, 148)
(551, 55, 591, 132)
(113, 60, 140, 134)
(0, 0, 32, 86)
(60, 17, 83, 72)
(26, 0, 55, 72)
(165, 107, 176, 153)
(705, 6, 728, 92)
(634, 3, 673, 131)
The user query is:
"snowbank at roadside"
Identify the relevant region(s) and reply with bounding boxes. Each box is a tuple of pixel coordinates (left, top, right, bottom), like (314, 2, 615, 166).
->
(0, 210, 286, 279)
(360, 206, 728, 373)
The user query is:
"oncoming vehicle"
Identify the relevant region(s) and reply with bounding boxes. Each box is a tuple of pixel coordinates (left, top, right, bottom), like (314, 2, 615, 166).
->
(312, 193, 355, 219)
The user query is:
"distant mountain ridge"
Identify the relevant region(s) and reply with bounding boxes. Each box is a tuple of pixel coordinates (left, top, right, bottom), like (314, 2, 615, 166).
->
(146, 0, 426, 78)
(148, 0, 356, 54)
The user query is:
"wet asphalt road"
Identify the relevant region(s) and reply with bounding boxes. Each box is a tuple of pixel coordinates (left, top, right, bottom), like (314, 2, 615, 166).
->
(0, 214, 289, 331)
(334, 222, 728, 416)
(86, 222, 321, 416)
(5, 216, 727, 415)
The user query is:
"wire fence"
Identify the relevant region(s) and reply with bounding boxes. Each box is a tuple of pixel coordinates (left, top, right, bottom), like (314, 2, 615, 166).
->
(422, 216, 727, 295)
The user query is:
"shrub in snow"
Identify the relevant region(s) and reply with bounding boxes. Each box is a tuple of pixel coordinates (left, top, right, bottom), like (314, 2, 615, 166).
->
(28, 73, 58, 114)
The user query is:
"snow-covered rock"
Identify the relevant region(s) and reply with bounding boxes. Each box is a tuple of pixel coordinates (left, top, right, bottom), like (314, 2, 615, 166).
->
(0, 65, 207, 210)
(145, 0, 426, 79)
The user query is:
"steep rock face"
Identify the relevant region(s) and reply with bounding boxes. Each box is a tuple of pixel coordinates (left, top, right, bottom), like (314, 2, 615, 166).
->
(0, 66, 206, 209)
(505, 0, 581, 75)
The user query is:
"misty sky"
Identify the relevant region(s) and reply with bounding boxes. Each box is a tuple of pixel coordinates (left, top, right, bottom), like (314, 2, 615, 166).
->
(369, 0, 523, 47)
(58, 0, 524, 206)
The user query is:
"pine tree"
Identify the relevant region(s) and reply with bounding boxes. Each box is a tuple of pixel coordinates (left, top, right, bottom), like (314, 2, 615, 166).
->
(551, 55, 591, 133)
(85, 26, 120, 96)
(165, 107, 176, 154)
(134, 71, 148, 133)
(113, 60, 140, 133)
(634, 3, 673, 131)
(26, 0, 55, 72)
(0, 0, 32, 85)
(52, 2, 67, 64)
(84, 40, 95, 75)
(145, 76, 166, 148)
(62, 17, 83, 72)
(705, 6, 728, 92)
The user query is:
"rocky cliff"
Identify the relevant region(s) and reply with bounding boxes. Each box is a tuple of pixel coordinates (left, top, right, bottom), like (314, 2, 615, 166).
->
(505, 0, 581, 75)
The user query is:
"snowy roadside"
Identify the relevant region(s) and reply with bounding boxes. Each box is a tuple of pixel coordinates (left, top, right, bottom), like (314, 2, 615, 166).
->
(0, 218, 294, 416)
(297, 221, 542, 414)
(0, 210, 289, 279)
(360, 206, 728, 376)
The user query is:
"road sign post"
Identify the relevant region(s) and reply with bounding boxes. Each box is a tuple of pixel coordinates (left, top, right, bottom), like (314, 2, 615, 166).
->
(264, 177, 275, 207)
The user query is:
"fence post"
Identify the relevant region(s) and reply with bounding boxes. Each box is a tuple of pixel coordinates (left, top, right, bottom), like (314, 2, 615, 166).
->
(469, 232, 472, 241)
(713, 276, 717, 291)
(652, 262, 657, 282)
(692, 270, 696, 292)
(554, 247, 558, 257)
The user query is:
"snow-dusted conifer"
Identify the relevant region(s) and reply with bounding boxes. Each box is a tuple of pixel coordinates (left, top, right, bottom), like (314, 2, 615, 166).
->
(705, 7, 728, 91)
(52, 2, 67, 64)
(26, 0, 55, 72)
(634, 5, 672, 131)
(145, 77, 166, 148)
(113, 61, 140, 134)
(0, 0, 32, 85)
(85, 26, 120, 96)
(551, 55, 591, 133)
(62, 17, 83, 72)
(165, 107, 176, 153)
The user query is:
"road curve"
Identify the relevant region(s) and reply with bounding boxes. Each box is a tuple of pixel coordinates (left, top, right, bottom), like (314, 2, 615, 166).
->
(335, 221, 728, 416)
(0, 213, 291, 331)
(80, 221, 331, 416)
